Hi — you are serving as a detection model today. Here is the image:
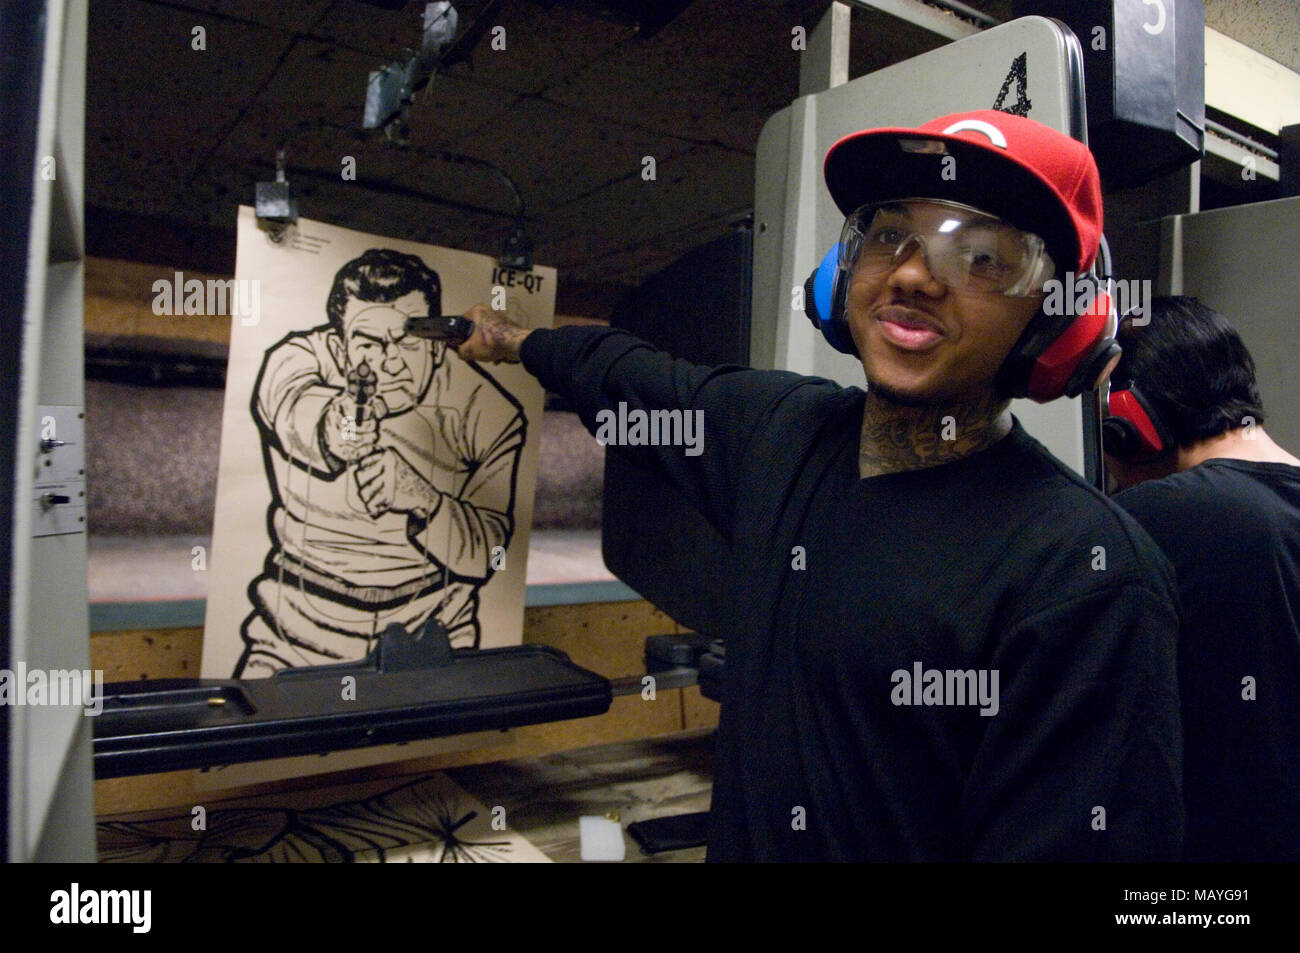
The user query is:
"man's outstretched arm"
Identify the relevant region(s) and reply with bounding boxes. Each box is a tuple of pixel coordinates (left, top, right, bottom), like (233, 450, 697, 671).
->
(455, 304, 794, 541)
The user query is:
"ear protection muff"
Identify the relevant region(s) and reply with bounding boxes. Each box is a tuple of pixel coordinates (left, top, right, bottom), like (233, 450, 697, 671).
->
(803, 245, 856, 355)
(1102, 382, 1175, 461)
(803, 249, 1122, 403)
(995, 273, 1121, 402)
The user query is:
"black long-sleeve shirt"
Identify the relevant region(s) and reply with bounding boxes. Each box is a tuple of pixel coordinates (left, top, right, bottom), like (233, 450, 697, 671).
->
(521, 324, 1184, 861)
(1119, 460, 1300, 861)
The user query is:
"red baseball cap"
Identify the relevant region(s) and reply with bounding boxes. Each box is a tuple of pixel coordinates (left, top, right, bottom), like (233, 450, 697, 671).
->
(823, 109, 1103, 275)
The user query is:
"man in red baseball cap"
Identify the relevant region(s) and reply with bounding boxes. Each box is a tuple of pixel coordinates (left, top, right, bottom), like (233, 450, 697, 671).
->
(454, 109, 1182, 862)
(811, 108, 1117, 408)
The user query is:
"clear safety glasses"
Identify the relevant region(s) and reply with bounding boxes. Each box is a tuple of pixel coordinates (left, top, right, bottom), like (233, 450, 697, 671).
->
(838, 198, 1056, 297)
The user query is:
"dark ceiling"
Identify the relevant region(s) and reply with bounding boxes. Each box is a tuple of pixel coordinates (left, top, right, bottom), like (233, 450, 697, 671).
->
(85, 0, 1015, 317)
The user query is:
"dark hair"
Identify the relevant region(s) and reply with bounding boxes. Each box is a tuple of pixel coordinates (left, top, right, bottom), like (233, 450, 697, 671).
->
(326, 248, 441, 333)
(1114, 296, 1265, 448)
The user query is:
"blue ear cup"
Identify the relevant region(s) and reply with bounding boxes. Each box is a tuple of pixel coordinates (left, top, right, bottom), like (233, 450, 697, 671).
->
(803, 244, 858, 356)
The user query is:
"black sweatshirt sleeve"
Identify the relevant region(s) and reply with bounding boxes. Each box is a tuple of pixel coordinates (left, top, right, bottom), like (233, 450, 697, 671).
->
(520, 325, 800, 540)
(960, 579, 1184, 861)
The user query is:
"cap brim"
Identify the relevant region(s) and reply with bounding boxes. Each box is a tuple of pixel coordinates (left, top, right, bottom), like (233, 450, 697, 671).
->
(824, 128, 1081, 276)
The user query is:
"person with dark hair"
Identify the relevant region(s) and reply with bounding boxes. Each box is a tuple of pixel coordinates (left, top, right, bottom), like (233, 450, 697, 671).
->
(234, 248, 526, 676)
(1104, 296, 1280, 488)
(1105, 296, 1300, 861)
(455, 111, 1183, 861)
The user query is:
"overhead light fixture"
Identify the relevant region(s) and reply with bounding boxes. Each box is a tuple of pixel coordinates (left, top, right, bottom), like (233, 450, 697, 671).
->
(363, 2, 460, 143)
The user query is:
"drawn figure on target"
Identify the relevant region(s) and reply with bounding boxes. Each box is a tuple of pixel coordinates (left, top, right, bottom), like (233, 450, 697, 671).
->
(233, 248, 525, 676)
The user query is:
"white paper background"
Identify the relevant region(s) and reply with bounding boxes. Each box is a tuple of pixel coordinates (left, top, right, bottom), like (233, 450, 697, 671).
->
(201, 207, 554, 680)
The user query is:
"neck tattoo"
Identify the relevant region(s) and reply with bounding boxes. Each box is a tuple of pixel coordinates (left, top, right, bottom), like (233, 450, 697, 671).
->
(858, 389, 1013, 479)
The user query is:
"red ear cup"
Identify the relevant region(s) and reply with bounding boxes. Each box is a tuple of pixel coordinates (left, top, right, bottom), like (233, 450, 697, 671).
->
(1028, 287, 1113, 401)
(997, 279, 1118, 403)
(1104, 385, 1174, 459)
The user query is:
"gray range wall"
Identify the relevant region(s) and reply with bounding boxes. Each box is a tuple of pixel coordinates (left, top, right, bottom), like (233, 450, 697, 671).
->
(85, 380, 603, 535)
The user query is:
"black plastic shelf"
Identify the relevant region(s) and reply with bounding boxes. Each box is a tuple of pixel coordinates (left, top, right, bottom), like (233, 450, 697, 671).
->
(93, 645, 612, 779)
